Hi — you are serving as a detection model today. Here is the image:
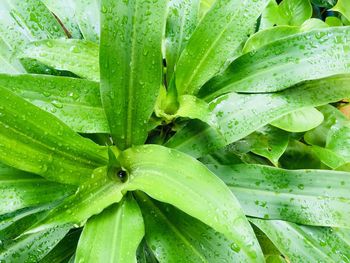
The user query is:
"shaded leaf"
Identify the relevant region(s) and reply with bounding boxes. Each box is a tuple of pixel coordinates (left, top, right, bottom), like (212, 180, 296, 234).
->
(18, 39, 99, 81)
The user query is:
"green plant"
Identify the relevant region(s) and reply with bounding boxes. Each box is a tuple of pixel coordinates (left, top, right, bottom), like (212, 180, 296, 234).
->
(1, 0, 350, 262)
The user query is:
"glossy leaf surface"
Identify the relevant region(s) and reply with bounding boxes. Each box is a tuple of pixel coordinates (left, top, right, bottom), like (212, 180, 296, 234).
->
(175, 0, 269, 95)
(210, 164, 350, 227)
(0, 86, 108, 185)
(0, 163, 74, 215)
(100, 0, 167, 149)
(201, 27, 350, 99)
(76, 195, 144, 263)
(18, 39, 99, 81)
(136, 193, 248, 262)
(251, 219, 350, 262)
(0, 74, 108, 133)
(120, 144, 264, 262)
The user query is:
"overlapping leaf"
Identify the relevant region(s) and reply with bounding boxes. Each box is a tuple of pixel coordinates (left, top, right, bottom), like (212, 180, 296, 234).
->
(100, 0, 168, 149)
(0, 86, 108, 185)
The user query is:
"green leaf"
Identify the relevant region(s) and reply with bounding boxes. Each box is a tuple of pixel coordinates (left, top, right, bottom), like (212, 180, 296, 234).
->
(0, 0, 66, 51)
(0, 73, 109, 133)
(279, 140, 322, 169)
(41, 0, 82, 39)
(136, 193, 248, 262)
(326, 16, 344, 27)
(259, 0, 281, 30)
(100, 0, 168, 149)
(311, 0, 337, 8)
(332, 0, 350, 21)
(243, 25, 300, 53)
(0, 38, 25, 74)
(40, 229, 81, 263)
(169, 74, 350, 158)
(200, 27, 350, 98)
(270, 107, 324, 132)
(120, 144, 264, 262)
(175, 0, 269, 95)
(165, 0, 200, 83)
(278, 0, 312, 26)
(73, 0, 100, 42)
(199, 0, 215, 18)
(0, 86, 108, 185)
(231, 125, 290, 165)
(76, 195, 144, 263)
(251, 219, 350, 262)
(18, 39, 99, 81)
(0, 163, 75, 215)
(156, 89, 217, 127)
(305, 105, 350, 168)
(0, 205, 51, 243)
(0, 225, 70, 262)
(28, 167, 125, 232)
(136, 240, 158, 263)
(210, 164, 350, 227)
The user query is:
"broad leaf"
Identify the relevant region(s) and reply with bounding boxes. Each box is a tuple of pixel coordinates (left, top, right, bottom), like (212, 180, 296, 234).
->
(200, 27, 350, 99)
(332, 0, 350, 21)
(278, 0, 312, 26)
(100, 0, 168, 149)
(74, 0, 100, 42)
(0, 0, 66, 51)
(279, 140, 322, 169)
(0, 225, 70, 262)
(136, 193, 248, 262)
(76, 195, 144, 263)
(168, 74, 350, 157)
(120, 145, 264, 262)
(18, 39, 99, 81)
(230, 125, 290, 165)
(270, 107, 324, 132)
(175, 0, 269, 95)
(0, 74, 108, 133)
(0, 38, 25, 74)
(165, 0, 200, 83)
(41, 229, 81, 263)
(28, 167, 125, 232)
(0, 86, 108, 185)
(210, 164, 350, 227)
(251, 219, 350, 262)
(0, 163, 75, 215)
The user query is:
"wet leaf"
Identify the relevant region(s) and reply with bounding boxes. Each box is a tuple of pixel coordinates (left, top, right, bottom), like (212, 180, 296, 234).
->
(100, 0, 168, 149)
